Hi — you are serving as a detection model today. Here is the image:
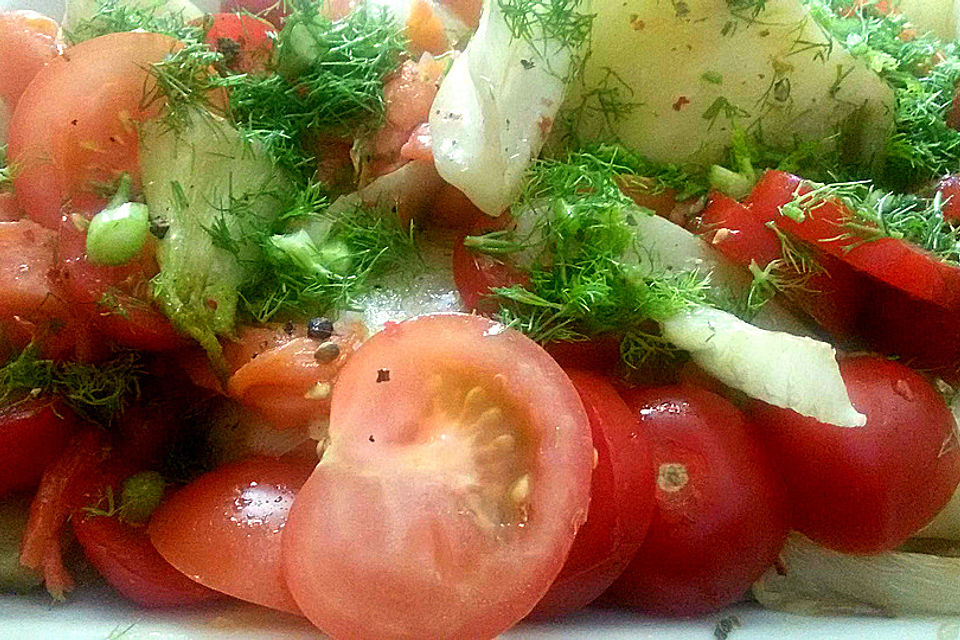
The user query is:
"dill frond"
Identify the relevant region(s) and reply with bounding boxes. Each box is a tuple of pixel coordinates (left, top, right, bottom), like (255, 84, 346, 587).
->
(497, 0, 594, 78)
(468, 147, 711, 363)
(783, 179, 960, 265)
(65, 0, 203, 44)
(0, 349, 145, 425)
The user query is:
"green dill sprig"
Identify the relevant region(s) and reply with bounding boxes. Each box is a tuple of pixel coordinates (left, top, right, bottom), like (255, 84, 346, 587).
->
(0, 349, 145, 425)
(808, 0, 960, 188)
(783, 179, 960, 264)
(465, 148, 711, 368)
(65, 0, 204, 44)
(228, 3, 405, 180)
(497, 0, 594, 79)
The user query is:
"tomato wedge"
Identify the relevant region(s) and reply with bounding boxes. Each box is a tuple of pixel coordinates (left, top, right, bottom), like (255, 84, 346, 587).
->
(149, 457, 314, 614)
(8, 32, 178, 228)
(0, 10, 61, 117)
(0, 400, 77, 497)
(747, 170, 960, 310)
(282, 314, 593, 640)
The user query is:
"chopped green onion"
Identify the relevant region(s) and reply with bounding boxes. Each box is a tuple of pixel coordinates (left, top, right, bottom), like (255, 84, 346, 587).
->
(86, 174, 149, 266)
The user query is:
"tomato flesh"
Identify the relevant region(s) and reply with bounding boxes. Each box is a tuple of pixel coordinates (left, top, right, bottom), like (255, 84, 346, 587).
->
(149, 456, 314, 614)
(9, 32, 178, 228)
(751, 355, 960, 554)
(607, 384, 788, 616)
(0, 400, 77, 497)
(527, 369, 654, 620)
(282, 314, 593, 640)
(0, 10, 60, 116)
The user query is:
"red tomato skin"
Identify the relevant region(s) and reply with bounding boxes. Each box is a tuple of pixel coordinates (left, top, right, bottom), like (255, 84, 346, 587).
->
(747, 170, 960, 310)
(9, 32, 178, 229)
(0, 11, 60, 112)
(937, 175, 960, 224)
(700, 192, 783, 266)
(73, 512, 221, 608)
(0, 400, 77, 497)
(204, 13, 275, 74)
(607, 385, 788, 617)
(54, 222, 184, 352)
(543, 335, 623, 373)
(750, 356, 960, 554)
(148, 457, 314, 614)
(527, 369, 655, 620)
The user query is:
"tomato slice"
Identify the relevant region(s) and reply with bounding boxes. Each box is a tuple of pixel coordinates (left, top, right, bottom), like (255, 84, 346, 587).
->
(8, 32, 178, 228)
(0, 400, 77, 497)
(607, 384, 788, 616)
(747, 170, 960, 310)
(452, 236, 528, 315)
(527, 369, 654, 620)
(204, 13, 275, 75)
(73, 507, 221, 608)
(55, 219, 184, 352)
(148, 456, 313, 613)
(0, 11, 61, 116)
(282, 314, 593, 640)
(750, 355, 960, 554)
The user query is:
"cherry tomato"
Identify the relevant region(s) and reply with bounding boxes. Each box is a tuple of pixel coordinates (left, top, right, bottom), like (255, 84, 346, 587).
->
(0, 11, 60, 116)
(20, 430, 109, 599)
(0, 193, 21, 221)
(699, 192, 783, 266)
(282, 314, 593, 640)
(0, 220, 101, 360)
(607, 385, 788, 617)
(936, 175, 960, 224)
(149, 456, 314, 614)
(8, 32, 178, 228)
(73, 508, 221, 608)
(747, 170, 960, 311)
(54, 219, 183, 352)
(750, 355, 960, 554)
(528, 369, 654, 620)
(618, 177, 681, 219)
(204, 13, 275, 74)
(543, 335, 623, 373)
(0, 400, 77, 497)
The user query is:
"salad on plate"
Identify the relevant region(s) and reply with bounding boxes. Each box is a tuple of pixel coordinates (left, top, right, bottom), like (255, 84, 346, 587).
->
(3, 0, 960, 637)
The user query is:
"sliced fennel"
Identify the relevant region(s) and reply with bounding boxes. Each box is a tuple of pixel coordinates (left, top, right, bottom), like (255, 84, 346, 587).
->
(140, 114, 285, 362)
(754, 533, 960, 616)
(430, 0, 594, 215)
(661, 306, 865, 428)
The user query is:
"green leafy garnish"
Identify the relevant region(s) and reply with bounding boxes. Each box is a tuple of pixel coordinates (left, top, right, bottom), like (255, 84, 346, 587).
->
(498, 0, 594, 78)
(0, 349, 144, 425)
(65, 0, 203, 44)
(783, 179, 960, 264)
(465, 147, 710, 367)
(0, 146, 11, 193)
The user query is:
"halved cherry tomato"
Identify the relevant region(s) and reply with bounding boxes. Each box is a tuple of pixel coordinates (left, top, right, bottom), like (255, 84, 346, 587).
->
(750, 355, 960, 554)
(528, 369, 654, 620)
(149, 456, 314, 614)
(204, 13, 275, 74)
(8, 32, 178, 228)
(700, 192, 783, 266)
(543, 335, 623, 373)
(0, 400, 77, 497)
(607, 384, 788, 616)
(20, 430, 109, 599)
(282, 314, 593, 640)
(747, 170, 960, 310)
(936, 175, 960, 224)
(73, 507, 221, 608)
(0, 11, 61, 118)
(0, 193, 21, 221)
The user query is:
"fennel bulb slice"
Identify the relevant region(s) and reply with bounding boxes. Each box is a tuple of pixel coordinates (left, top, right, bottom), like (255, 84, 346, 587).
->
(754, 533, 960, 616)
(430, 0, 594, 215)
(661, 306, 865, 428)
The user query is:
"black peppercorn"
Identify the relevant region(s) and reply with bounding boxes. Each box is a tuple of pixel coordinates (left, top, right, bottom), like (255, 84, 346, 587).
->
(307, 317, 334, 340)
